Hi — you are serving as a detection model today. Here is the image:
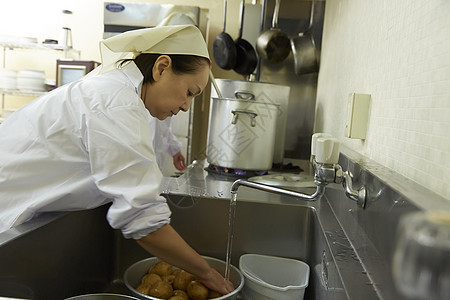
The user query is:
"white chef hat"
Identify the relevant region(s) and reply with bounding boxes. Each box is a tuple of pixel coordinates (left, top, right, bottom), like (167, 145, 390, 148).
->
(93, 25, 210, 75)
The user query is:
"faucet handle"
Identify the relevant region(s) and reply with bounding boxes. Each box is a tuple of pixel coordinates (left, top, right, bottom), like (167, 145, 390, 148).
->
(315, 137, 340, 164)
(311, 133, 333, 157)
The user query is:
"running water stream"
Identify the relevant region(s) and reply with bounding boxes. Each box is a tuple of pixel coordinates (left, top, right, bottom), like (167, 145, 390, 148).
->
(223, 178, 324, 281)
(224, 192, 238, 281)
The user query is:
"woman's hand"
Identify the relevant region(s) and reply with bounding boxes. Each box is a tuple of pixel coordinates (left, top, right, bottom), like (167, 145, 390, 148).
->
(197, 267, 235, 296)
(137, 224, 234, 296)
(172, 152, 186, 170)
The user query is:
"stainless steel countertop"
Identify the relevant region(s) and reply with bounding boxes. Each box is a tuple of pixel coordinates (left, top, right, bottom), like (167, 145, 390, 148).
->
(160, 159, 325, 206)
(160, 159, 382, 299)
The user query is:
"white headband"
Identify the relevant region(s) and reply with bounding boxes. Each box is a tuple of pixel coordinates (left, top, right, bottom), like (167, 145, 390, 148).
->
(93, 25, 210, 75)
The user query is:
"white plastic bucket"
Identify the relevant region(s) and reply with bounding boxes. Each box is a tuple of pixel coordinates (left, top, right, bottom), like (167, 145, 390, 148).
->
(239, 254, 310, 300)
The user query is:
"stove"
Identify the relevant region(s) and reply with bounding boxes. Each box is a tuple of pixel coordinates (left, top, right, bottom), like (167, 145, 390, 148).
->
(205, 164, 269, 178)
(271, 162, 303, 173)
(205, 162, 304, 179)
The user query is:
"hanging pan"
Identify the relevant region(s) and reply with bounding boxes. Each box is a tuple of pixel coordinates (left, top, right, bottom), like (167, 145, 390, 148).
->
(290, 0, 319, 75)
(213, 0, 237, 70)
(233, 0, 257, 76)
(256, 0, 291, 64)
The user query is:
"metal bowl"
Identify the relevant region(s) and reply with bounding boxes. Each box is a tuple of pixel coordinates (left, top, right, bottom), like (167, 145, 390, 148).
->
(124, 256, 244, 300)
(65, 293, 139, 300)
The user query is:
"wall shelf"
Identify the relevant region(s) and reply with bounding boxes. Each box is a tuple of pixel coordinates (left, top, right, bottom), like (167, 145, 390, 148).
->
(0, 41, 80, 58)
(0, 88, 46, 97)
(0, 37, 80, 118)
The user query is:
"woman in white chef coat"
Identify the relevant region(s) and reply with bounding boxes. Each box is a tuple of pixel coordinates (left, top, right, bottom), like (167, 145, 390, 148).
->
(0, 25, 233, 295)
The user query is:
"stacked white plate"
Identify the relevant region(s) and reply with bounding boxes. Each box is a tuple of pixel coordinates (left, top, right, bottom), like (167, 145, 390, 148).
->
(0, 69, 17, 90)
(17, 69, 45, 92)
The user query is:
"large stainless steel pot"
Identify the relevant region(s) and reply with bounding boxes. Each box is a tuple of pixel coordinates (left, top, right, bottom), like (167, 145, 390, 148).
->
(210, 79, 290, 164)
(207, 97, 279, 170)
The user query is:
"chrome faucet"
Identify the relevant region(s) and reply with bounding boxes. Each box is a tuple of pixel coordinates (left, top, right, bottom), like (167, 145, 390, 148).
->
(311, 158, 366, 208)
(230, 133, 367, 208)
(231, 178, 326, 201)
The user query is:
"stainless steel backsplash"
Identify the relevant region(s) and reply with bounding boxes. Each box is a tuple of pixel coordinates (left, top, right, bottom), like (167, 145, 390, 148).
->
(258, 0, 326, 160)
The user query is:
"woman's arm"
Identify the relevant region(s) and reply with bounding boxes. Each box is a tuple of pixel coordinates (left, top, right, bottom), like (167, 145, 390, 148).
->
(137, 224, 234, 295)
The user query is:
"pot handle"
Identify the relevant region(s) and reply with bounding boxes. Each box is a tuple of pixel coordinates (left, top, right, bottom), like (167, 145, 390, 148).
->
(234, 90, 255, 100)
(231, 109, 258, 127)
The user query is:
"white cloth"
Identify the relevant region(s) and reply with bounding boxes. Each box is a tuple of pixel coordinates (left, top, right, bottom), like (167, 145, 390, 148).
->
(150, 117, 182, 170)
(0, 62, 171, 239)
(93, 24, 210, 76)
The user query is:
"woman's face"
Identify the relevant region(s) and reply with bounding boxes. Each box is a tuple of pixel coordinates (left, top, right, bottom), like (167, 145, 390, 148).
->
(142, 55, 210, 120)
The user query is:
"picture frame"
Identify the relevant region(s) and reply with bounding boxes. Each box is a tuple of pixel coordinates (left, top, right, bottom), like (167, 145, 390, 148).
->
(56, 59, 100, 87)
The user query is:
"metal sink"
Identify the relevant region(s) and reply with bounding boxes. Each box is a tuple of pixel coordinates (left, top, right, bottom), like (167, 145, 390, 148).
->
(166, 195, 348, 300)
(0, 192, 367, 300)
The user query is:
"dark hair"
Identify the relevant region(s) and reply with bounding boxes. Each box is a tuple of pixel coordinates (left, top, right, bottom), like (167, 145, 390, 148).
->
(119, 53, 210, 83)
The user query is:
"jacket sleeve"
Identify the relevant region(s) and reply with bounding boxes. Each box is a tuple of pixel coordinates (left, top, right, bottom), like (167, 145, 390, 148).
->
(84, 98, 171, 240)
(167, 128, 182, 157)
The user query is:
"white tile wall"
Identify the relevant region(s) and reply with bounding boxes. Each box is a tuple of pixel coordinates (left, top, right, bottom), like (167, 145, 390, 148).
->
(316, 0, 450, 201)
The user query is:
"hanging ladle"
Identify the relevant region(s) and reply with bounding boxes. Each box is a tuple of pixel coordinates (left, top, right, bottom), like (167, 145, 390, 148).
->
(209, 71, 223, 98)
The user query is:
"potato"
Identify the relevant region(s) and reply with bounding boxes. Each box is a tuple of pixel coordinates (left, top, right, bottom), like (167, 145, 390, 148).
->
(148, 281, 173, 299)
(173, 270, 196, 291)
(162, 274, 176, 285)
(137, 260, 223, 300)
(141, 273, 162, 287)
(207, 290, 222, 299)
(172, 290, 189, 300)
(150, 261, 173, 277)
(168, 296, 186, 300)
(136, 283, 150, 295)
(187, 281, 209, 300)
(172, 269, 182, 276)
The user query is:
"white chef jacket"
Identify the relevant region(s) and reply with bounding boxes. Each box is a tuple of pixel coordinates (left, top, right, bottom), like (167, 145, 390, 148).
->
(0, 62, 171, 239)
(150, 117, 182, 170)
